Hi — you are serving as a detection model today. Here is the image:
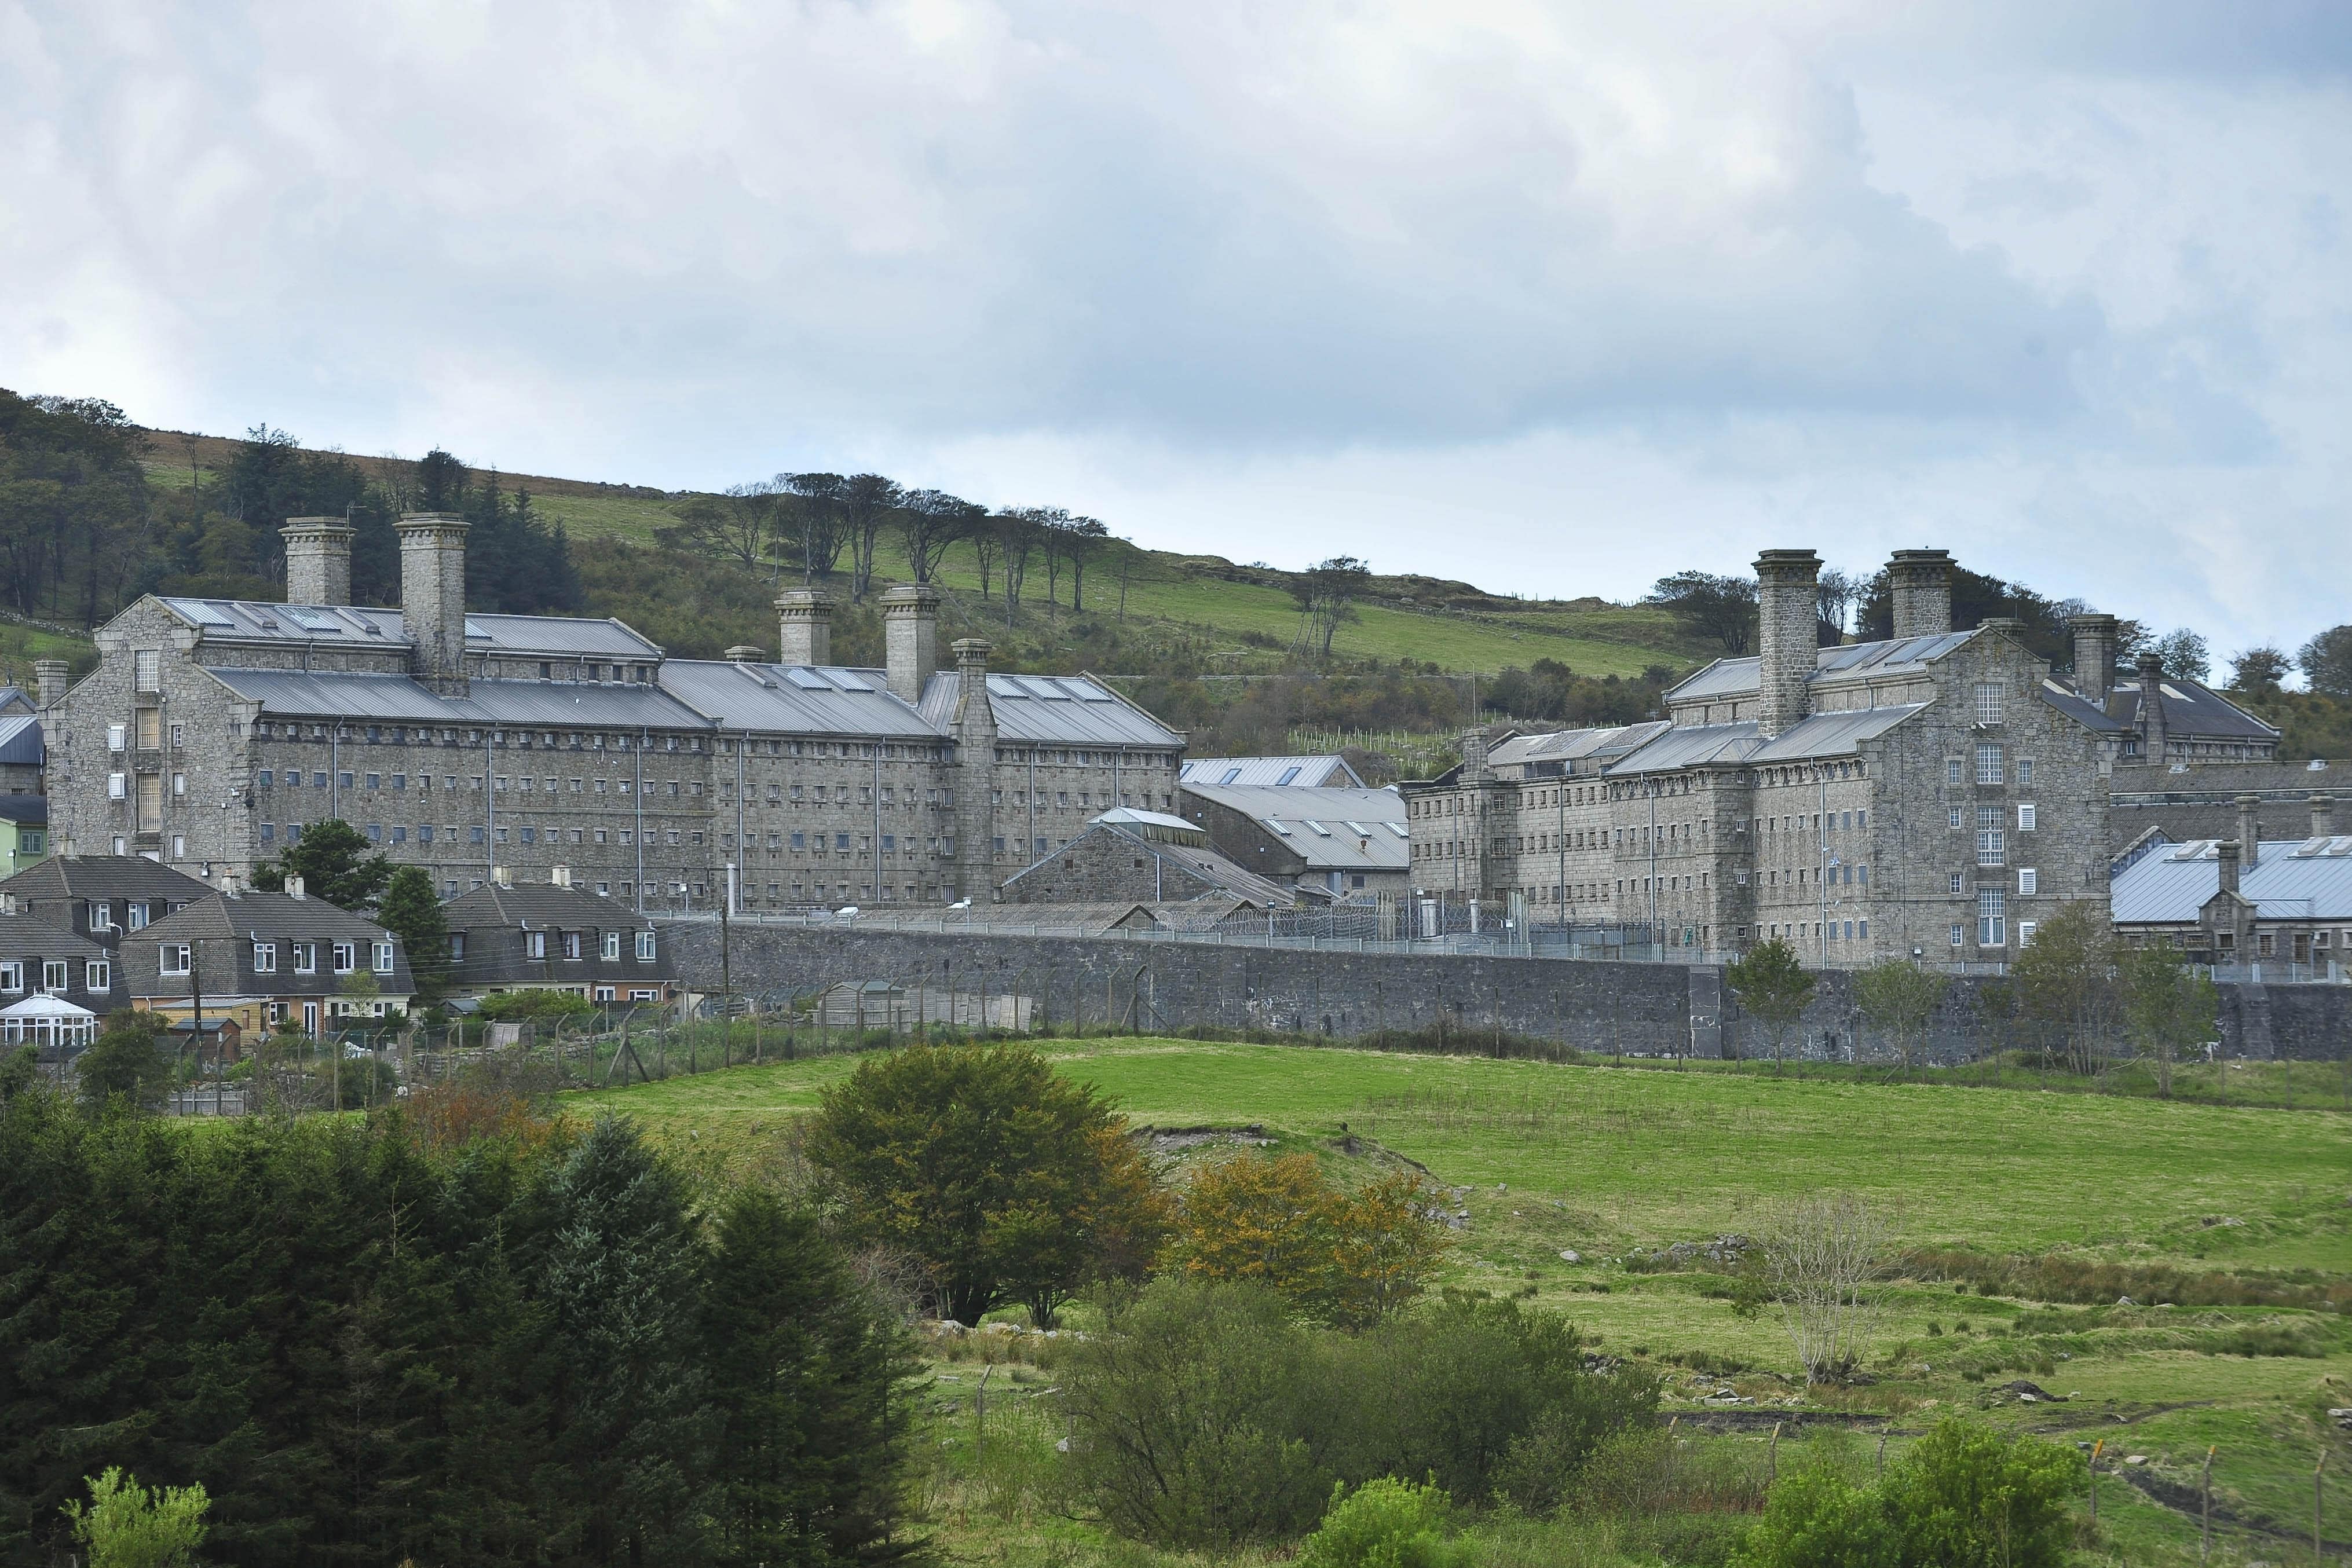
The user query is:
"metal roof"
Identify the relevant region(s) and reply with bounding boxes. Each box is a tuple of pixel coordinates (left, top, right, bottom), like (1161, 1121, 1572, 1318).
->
(442, 881, 656, 928)
(1092, 807, 1202, 835)
(0, 715, 43, 768)
(203, 668, 713, 730)
(1487, 722, 1671, 772)
(1604, 721, 1762, 775)
(158, 597, 663, 658)
(1179, 755, 1363, 787)
(2038, 682, 2130, 733)
(918, 671, 1184, 748)
(0, 688, 35, 715)
(2110, 837, 2352, 924)
(1601, 704, 1925, 776)
(1179, 783, 1410, 871)
(2090, 680, 2280, 742)
(1669, 632, 1978, 703)
(659, 660, 942, 739)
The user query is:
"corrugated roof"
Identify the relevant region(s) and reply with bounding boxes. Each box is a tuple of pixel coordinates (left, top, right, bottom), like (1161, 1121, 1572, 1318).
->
(158, 597, 661, 658)
(1669, 632, 1978, 703)
(0, 715, 43, 768)
(2110, 837, 2352, 923)
(1179, 756, 1363, 787)
(1749, 705, 1925, 761)
(2094, 680, 2280, 742)
(918, 671, 1184, 748)
(1004, 819, 1307, 907)
(203, 668, 713, 730)
(1180, 783, 1410, 871)
(1605, 721, 1763, 775)
(659, 660, 942, 738)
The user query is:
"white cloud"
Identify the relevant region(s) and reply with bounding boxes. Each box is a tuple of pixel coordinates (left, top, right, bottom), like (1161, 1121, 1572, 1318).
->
(2, 0, 2347, 656)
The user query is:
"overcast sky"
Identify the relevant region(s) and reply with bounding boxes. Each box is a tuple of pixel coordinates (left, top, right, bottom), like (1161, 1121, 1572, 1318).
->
(6, 2, 2349, 665)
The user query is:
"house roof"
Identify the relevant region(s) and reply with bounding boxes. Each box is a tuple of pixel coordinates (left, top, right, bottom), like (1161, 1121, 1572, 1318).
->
(656, 659, 942, 738)
(140, 890, 395, 943)
(0, 714, 43, 768)
(0, 911, 107, 961)
(917, 671, 1183, 749)
(2110, 836, 2352, 924)
(156, 596, 663, 659)
(443, 881, 656, 929)
(1179, 783, 1410, 871)
(0, 993, 94, 1019)
(202, 668, 714, 730)
(1, 855, 213, 905)
(0, 688, 35, 715)
(1179, 755, 1363, 788)
(0, 795, 47, 825)
(1003, 819, 1309, 908)
(1669, 632, 1980, 704)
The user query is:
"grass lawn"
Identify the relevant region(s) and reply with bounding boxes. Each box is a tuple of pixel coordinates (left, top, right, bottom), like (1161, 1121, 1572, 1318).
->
(576, 1034, 2352, 1563)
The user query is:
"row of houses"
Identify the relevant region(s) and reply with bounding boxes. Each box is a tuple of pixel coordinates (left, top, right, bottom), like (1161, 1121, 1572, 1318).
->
(0, 853, 680, 1053)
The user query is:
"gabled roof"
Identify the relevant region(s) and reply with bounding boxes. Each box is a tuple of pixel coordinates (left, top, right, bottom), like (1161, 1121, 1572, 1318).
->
(1179, 756, 1363, 788)
(1179, 783, 1410, 871)
(155, 596, 662, 659)
(1669, 631, 1979, 704)
(2110, 836, 2352, 923)
(1, 855, 213, 904)
(2086, 679, 2280, 742)
(1604, 705, 1926, 776)
(657, 660, 941, 738)
(141, 890, 393, 943)
(1004, 819, 1307, 907)
(918, 671, 1183, 748)
(443, 881, 655, 929)
(1486, 722, 1671, 773)
(0, 713, 43, 768)
(0, 688, 35, 715)
(202, 668, 712, 730)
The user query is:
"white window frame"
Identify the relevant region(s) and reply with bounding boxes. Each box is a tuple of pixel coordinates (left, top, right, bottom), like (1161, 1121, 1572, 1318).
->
(601, 930, 621, 960)
(2017, 803, 2036, 832)
(1975, 743, 2004, 786)
(41, 960, 67, 993)
(160, 943, 192, 976)
(253, 941, 276, 973)
(107, 724, 126, 753)
(332, 941, 357, 974)
(373, 941, 394, 974)
(635, 930, 657, 962)
(1974, 682, 2004, 725)
(2018, 867, 2038, 896)
(0, 962, 19, 993)
(294, 942, 317, 975)
(2017, 919, 2039, 947)
(86, 960, 109, 991)
(108, 772, 127, 800)
(1977, 888, 2007, 947)
(525, 930, 546, 959)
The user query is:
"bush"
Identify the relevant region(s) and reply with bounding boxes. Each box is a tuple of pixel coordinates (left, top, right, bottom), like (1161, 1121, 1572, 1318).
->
(1731, 1468, 1891, 1568)
(75, 1013, 175, 1112)
(1174, 1152, 1450, 1328)
(62, 1466, 210, 1568)
(1298, 1477, 1465, 1568)
(475, 988, 595, 1021)
(1883, 1416, 2080, 1568)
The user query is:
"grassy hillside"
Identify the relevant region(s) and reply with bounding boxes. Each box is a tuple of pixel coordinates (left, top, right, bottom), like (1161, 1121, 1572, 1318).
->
(574, 1036, 2352, 1566)
(135, 431, 1710, 681)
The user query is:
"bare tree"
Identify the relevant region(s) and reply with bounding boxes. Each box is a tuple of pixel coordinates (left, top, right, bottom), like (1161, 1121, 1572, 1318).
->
(1762, 1193, 1891, 1384)
(781, 472, 848, 582)
(969, 523, 1000, 599)
(898, 489, 981, 584)
(1062, 516, 1110, 611)
(840, 473, 902, 602)
(996, 508, 1045, 622)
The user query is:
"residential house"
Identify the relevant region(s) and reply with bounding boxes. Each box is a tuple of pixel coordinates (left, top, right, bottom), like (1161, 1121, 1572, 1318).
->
(0, 854, 213, 948)
(0, 797, 47, 879)
(124, 885, 416, 1040)
(440, 872, 672, 1005)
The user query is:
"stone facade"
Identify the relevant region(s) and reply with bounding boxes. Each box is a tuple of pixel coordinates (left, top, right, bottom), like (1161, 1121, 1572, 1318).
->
(1404, 550, 2118, 968)
(41, 519, 1186, 912)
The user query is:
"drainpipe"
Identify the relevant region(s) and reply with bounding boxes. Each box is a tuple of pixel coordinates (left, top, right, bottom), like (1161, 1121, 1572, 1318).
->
(872, 740, 883, 904)
(634, 727, 646, 913)
(1817, 768, 1831, 968)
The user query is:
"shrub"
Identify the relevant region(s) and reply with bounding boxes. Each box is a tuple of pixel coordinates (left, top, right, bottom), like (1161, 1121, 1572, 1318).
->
(75, 1013, 175, 1113)
(1298, 1477, 1465, 1568)
(1731, 1467, 1892, 1568)
(475, 987, 596, 1021)
(61, 1467, 209, 1568)
(1175, 1151, 1450, 1327)
(1883, 1416, 2081, 1568)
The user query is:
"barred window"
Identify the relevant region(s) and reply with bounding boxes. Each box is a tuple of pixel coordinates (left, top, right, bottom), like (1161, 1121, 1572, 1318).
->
(1974, 682, 2004, 725)
(1976, 828, 2006, 866)
(1975, 743, 2004, 785)
(1977, 888, 2006, 946)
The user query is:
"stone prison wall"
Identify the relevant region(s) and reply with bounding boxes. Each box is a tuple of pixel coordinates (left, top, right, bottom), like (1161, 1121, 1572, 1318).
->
(668, 926, 2352, 1064)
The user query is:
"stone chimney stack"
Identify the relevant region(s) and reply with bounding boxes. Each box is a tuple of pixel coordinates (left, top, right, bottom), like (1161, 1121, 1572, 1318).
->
(2137, 655, 2167, 765)
(723, 644, 764, 664)
(2070, 614, 2119, 705)
(950, 638, 998, 902)
(397, 514, 470, 697)
(882, 584, 941, 703)
(2313, 794, 2338, 839)
(1754, 549, 1823, 740)
(2237, 795, 2263, 869)
(31, 660, 67, 708)
(1887, 549, 1954, 640)
(283, 517, 356, 605)
(1458, 727, 1493, 783)
(775, 588, 834, 667)
(2216, 838, 2241, 897)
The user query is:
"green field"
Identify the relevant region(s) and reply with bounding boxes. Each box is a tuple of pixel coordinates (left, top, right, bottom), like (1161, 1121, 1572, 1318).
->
(577, 1037, 2352, 1566)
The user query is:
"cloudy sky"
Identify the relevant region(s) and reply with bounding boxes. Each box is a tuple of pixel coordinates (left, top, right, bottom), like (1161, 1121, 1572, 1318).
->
(6, 2, 2349, 665)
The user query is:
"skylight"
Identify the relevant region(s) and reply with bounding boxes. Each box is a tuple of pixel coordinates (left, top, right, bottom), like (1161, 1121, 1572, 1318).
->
(1277, 765, 1301, 785)
(1220, 767, 1242, 784)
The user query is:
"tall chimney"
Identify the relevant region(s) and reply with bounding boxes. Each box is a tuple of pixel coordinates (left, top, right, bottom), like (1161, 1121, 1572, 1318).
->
(2216, 838, 2240, 896)
(775, 588, 834, 666)
(950, 638, 997, 902)
(31, 660, 67, 708)
(1887, 549, 1954, 640)
(2313, 794, 2338, 839)
(2137, 654, 2167, 765)
(2070, 614, 2119, 705)
(2236, 795, 2262, 869)
(882, 583, 941, 704)
(397, 514, 470, 697)
(1458, 727, 1493, 782)
(282, 517, 356, 605)
(1755, 549, 1823, 740)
